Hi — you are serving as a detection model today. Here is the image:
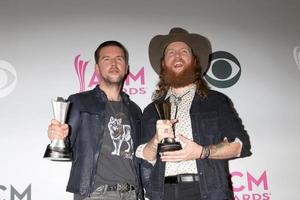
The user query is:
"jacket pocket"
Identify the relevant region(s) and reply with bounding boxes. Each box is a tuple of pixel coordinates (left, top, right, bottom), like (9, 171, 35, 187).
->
(79, 111, 104, 140)
(199, 111, 221, 144)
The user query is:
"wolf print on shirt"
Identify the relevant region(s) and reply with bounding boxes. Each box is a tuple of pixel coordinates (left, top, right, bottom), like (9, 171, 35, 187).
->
(108, 116, 133, 159)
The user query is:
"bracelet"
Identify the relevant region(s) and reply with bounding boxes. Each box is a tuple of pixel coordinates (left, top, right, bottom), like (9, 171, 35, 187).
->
(200, 145, 211, 159)
(199, 146, 204, 159)
(205, 146, 210, 159)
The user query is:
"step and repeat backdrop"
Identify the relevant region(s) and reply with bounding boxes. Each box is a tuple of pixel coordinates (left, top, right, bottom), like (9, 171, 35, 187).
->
(1, 0, 300, 199)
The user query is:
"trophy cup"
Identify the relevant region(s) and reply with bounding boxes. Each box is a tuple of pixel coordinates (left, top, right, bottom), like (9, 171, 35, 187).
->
(43, 97, 72, 161)
(154, 99, 182, 153)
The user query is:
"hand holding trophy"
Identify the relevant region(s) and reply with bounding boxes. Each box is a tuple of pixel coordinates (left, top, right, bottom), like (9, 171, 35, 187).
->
(43, 97, 72, 161)
(154, 99, 182, 153)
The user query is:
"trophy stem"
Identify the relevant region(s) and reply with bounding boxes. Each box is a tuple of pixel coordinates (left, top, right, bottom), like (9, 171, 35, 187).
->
(50, 139, 66, 149)
(43, 97, 72, 161)
(154, 99, 182, 153)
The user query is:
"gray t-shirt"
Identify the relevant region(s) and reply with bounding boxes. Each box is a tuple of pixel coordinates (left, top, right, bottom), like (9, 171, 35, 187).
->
(94, 101, 136, 188)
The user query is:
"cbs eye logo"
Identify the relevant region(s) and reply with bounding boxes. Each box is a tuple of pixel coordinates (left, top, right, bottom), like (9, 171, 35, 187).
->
(204, 51, 241, 88)
(0, 60, 17, 98)
(294, 46, 300, 70)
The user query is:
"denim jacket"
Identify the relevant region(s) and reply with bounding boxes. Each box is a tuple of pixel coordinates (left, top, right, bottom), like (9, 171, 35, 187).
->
(141, 90, 251, 200)
(65, 86, 144, 199)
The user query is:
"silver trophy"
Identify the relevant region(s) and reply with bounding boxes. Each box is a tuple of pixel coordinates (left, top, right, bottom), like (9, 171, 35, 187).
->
(43, 97, 71, 161)
(154, 99, 182, 153)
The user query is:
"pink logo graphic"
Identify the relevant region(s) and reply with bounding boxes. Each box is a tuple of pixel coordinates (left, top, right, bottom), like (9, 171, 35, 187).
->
(74, 54, 89, 92)
(123, 67, 146, 95)
(231, 170, 270, 200)
(73, 54, 147, 95)
(125, 67, 145, 85)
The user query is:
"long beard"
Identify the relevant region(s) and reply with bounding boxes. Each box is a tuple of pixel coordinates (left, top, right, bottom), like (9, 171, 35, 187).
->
(162, 62, 197, 88)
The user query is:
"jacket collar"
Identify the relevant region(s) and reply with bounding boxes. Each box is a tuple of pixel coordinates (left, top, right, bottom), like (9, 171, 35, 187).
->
(93, 85, 130, 105)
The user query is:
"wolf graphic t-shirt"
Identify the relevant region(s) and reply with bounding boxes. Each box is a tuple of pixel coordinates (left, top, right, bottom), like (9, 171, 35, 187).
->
(94, 101, 136, 188)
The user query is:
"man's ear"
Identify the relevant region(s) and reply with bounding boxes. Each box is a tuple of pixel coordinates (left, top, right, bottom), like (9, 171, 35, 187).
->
(95, 63, 99, 74)
(124, 64, 130, 77)
(95, 63, 102, 80)
(161, 60, 165, 68)
(126, 64, 129, 74)
(193, 56, 197, 66)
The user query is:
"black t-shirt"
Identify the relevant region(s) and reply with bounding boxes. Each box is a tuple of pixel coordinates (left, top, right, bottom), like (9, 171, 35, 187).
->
(94, 101, 136, 188)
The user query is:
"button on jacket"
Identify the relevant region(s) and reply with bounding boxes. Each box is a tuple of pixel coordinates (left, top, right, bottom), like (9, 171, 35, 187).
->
(65, 86, 143, 199)
(141, 90, 251, 200)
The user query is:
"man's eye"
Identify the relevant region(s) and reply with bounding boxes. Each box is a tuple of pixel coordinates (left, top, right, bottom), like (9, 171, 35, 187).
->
(182, 50, 188, 54)
(182, 49, 191, 54)
(167, 51, 174, 56)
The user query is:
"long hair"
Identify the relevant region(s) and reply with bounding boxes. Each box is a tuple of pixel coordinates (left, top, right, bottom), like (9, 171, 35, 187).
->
(152, 56, 209, 101)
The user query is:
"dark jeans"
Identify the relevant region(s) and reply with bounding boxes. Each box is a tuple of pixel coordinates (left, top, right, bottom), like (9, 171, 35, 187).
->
(164, 182, 201, 200)
(164, 182, 229, 200)
(73, 185, 136, 200)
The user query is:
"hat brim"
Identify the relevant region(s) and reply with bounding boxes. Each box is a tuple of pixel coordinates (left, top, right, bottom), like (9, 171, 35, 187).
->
(149, 31, 212, 76)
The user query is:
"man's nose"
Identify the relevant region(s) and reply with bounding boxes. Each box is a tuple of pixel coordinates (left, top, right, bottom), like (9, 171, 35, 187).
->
(175, 51, 181, 58)
(111, 58, 117, 65)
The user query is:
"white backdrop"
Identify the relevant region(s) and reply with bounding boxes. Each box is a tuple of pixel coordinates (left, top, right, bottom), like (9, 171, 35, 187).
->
(1, 0, 300, 199)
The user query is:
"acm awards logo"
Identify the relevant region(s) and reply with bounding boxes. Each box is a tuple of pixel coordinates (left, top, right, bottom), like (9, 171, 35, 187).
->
(74, 54, 146, 94)
(0, 184, 31, 200)
(231, 170, 271, 200)
(73, 50, 242, 91)
(205, 51, 241, 88)
(0, 60, 17, 98)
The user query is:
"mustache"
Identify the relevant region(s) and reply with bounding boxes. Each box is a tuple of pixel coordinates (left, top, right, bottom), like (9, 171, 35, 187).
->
(162, 63, 197, 88)
(108, 66, 121, 72)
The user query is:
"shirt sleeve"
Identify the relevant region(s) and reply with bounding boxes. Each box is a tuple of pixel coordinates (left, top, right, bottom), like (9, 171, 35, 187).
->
(219, 95, 251, 158)
(135, 143, 157, 165)
(224, 137, 243, 157)
(66, 94, 81, 149)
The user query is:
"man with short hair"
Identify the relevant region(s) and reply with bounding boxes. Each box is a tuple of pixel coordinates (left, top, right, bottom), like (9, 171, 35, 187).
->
(47, 41, 144, 200)
(136, 28, 251, 200)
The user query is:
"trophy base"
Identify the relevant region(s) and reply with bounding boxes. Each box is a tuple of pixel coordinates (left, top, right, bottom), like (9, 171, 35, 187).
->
(43, 145, 72, 161)
(158, 142, 182, 153)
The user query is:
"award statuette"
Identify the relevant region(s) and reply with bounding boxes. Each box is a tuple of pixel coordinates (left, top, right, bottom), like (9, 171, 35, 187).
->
(43, 97, 71, 161)
(154, 99, 182, 153)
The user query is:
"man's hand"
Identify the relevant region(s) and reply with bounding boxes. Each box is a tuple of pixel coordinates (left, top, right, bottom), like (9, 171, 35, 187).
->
(47, 119, 69, 141)
(154, 119, 177, 145)
(141, 119, 177, 162)
(160, 134, 202, 162)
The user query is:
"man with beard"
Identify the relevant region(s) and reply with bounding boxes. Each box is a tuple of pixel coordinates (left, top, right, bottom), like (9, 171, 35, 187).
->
(47, 41, 144, 200)
(136, 28, 251, 200)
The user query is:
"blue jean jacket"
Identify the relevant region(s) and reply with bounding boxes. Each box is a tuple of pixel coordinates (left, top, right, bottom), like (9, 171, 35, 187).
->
(64, 86, 144, 199)
(141, 90, 251, 200)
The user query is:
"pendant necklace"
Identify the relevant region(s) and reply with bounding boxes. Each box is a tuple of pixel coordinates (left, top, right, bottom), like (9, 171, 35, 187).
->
(107, 98, 124, 117)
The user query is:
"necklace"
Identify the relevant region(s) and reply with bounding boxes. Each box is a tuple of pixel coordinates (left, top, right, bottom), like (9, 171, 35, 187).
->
(171, 90, 190, 119)
(107, 99, 124, 118)
(168, 90, 190, 136)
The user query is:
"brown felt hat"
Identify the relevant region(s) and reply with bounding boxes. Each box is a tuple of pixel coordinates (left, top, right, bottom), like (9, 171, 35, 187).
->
(148, 27, 212, 75)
